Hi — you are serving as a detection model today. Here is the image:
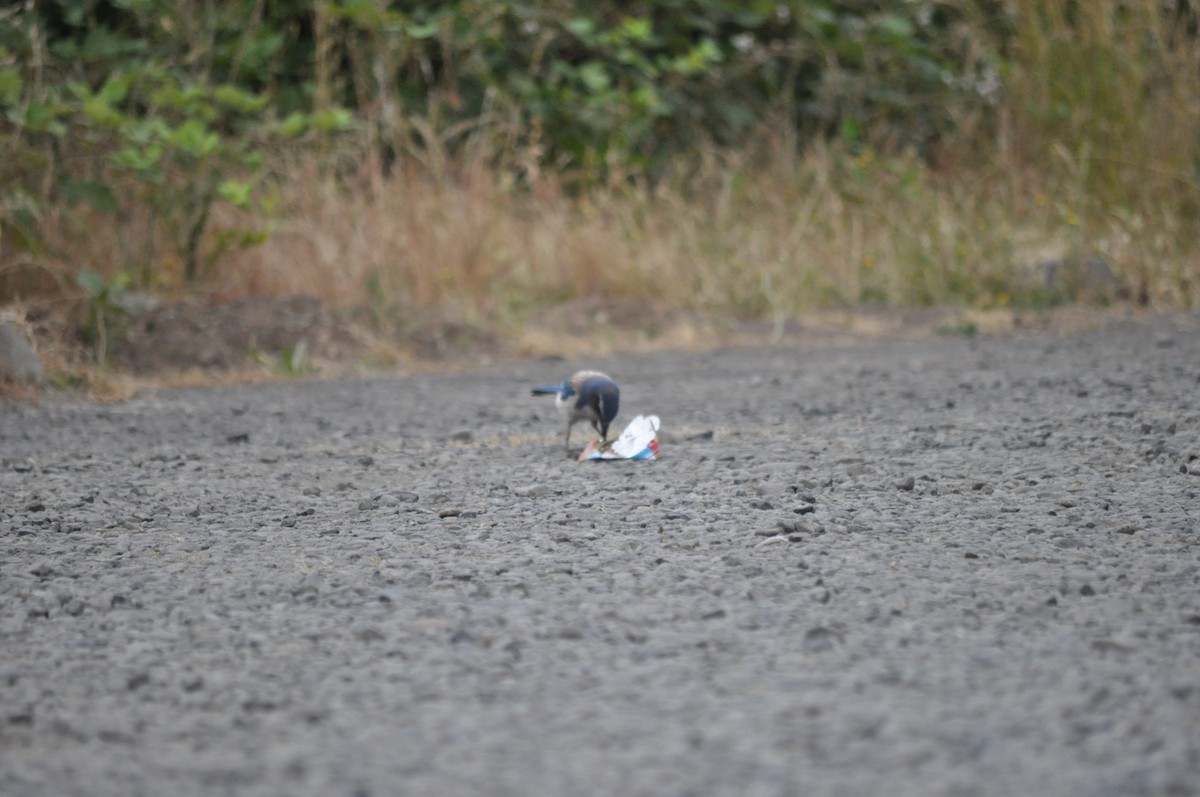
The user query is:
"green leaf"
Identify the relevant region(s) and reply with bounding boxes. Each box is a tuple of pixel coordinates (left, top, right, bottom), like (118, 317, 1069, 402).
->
(76, 268, 107, 296)
(217, 179, 254, 209)
(125, 117, 171, 145)
(82, 94, 126, 127)
(112, 143, 164, 173)
(0, 68, 22, 107)
(565, 17, 596, 41)
(1, 206, 43, 254)
(310, 108, 354, 131)
(277, 111, 309, 137)
(839, 117, 862, 146)
(577, 62, 610, 93)
(285, 340, 308, 375)
(98, 72, 133, 104)
(213, 84, 269, 113)
(878, 15, 915, 41)
(618, 17, 652, 43)
(170, 119, 221, 157)
(333, 0, 387, 28)
(407, 20, 440, 39)
(60, 179, 119, 214)
(66, 80, 91, 101)
(79, 26, 144, 61)
(14, 100, 67, 135)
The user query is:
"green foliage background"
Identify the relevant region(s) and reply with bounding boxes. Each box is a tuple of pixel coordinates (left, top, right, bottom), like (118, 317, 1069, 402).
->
(1, 0, 1196, 304)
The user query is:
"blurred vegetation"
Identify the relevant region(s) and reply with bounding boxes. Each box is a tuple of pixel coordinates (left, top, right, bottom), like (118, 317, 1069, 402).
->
(1, 0, 1198, 332)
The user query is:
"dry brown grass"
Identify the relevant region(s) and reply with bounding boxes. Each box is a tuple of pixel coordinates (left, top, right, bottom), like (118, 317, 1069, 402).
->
(208, 128, 1196, 333)
(193, 4, 1198, 322)
(4, 0, 1197, 378)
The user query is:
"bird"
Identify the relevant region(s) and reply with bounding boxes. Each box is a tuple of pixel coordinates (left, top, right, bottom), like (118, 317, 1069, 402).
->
(531, 370, 620, 452)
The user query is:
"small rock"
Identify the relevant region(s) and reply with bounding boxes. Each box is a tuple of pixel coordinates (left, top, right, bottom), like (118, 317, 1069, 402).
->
(352, 626, 385, 643)
(1091, 638, 1133, 653)
(226, 432, 250, 444)
(6, 707, 34, 725)
(29, 560, 55, 578)
(438, 508, 462, 518)
(358, 456, 375, 467)
(0, 319, 45, 385)
(450, 429, 473, 442)
(1037, 255, 1122, 302)
(803, 626, 840, 653)
(686, 430, 715, 441)
(896, 476, 916, 492)
(513, 484, 549, 498)
(749, 499, 774, 510)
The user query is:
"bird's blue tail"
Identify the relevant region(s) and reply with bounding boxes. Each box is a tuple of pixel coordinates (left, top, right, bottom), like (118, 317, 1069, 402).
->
(531, 383, 564, 396)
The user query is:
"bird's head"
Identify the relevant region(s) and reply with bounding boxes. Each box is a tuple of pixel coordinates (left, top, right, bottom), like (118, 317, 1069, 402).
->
(575, 373, 620, 439)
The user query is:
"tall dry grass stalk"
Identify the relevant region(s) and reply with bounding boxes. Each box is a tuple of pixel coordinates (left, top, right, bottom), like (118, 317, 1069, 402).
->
(216, 125, 1198, 331)
(994, 0, 1200, 303)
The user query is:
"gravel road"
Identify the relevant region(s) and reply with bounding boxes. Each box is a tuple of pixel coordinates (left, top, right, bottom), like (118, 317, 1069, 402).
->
(3, 313, 1199, 797)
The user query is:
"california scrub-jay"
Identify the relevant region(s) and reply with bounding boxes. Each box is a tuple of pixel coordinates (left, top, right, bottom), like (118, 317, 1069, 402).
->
(531, 370, 620, 451)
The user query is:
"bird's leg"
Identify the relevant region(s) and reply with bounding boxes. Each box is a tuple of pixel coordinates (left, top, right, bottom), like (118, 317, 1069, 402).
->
(564, 420, 572, 453)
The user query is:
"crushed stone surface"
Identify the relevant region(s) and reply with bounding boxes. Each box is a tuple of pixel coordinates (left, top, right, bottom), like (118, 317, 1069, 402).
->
(2, 312, 1199, 797)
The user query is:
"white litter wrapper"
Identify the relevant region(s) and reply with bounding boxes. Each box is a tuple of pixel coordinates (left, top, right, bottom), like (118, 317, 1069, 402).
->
(578, 415, 661, 462)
